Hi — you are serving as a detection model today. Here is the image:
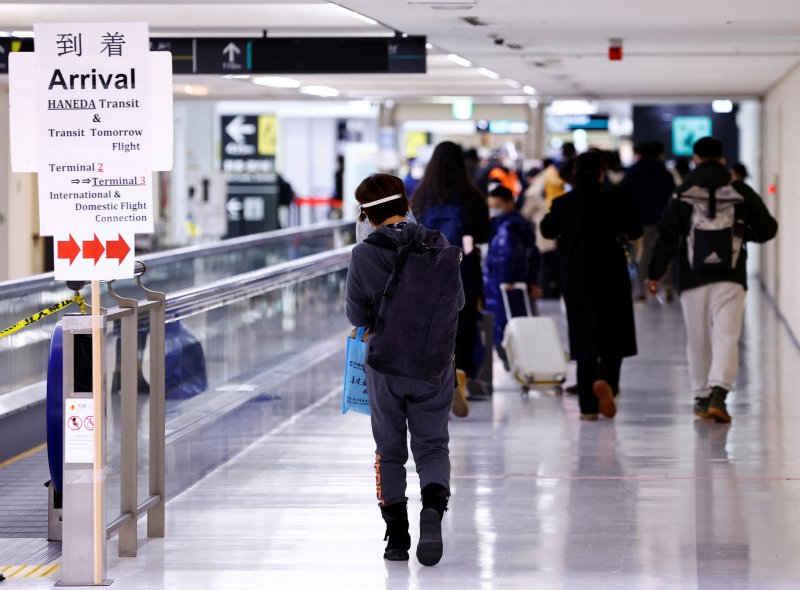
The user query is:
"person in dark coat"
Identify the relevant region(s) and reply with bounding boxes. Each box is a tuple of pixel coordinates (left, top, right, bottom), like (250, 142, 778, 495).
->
(412, 141, 491, 417)
(483, 185, 541, 368)
(620, 141, 675, 299)
(540, 152, 643, 420)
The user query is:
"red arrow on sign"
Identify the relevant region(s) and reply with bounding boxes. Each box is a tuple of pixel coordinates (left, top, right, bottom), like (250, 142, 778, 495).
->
(106, 234, 130, 264)
(57, 234, 80, 265)
(82, 234, 105, 265)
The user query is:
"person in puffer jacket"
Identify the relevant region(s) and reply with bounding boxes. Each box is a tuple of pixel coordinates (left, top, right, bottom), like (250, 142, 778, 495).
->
(483, 185, 541, 369)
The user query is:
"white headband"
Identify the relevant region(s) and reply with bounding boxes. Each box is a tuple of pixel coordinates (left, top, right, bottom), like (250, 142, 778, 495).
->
(360, 193, 403, 209)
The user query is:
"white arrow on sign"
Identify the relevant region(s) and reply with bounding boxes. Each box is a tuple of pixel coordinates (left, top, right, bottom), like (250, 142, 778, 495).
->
(223, 42, 241, 63)
(225, 115, 256, 144)
(226, 198, 243, 218)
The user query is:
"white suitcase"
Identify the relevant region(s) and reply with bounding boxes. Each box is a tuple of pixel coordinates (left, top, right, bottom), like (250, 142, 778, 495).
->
(500, 283, 567, 393)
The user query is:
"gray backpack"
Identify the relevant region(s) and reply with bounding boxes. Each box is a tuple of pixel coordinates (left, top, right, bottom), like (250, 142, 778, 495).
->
(680, 185, 745, 271)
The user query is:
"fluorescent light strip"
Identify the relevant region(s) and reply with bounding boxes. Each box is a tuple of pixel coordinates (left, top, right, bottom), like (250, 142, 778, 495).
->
(447, 53, 472, 67)
(478, 67, 500, 80)
(300, 85, 340, 98)
(504, 79, 521, 89)
(11, 31, 34, 38)
(252, 76, 301, 89)
(327, 2, 378, 26)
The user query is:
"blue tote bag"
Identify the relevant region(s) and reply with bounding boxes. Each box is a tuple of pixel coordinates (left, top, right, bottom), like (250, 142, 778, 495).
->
(342, 327, 370, 415)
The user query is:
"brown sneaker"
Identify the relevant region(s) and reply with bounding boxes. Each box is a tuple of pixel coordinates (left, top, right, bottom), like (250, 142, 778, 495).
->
(452, 369, 469, 418)
(593, 380, 617, 418)
(708, 387, 731, 424)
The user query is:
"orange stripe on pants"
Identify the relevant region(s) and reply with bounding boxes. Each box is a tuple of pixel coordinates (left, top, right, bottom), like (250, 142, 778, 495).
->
(374, 454, 384, 506)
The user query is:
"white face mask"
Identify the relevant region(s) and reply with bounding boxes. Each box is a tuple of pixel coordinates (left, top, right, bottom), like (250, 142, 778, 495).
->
(488, 207, 504, 218)
(356, 212, 417, 243)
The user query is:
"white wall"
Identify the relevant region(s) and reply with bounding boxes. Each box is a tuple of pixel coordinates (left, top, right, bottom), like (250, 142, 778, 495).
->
(0, 85, 39, 281)
(763, 63, 800, 336)
(279, 118, 337, 198)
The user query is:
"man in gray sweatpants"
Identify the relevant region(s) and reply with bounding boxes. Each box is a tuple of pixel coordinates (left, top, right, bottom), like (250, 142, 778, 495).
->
(647, 137, 777, 423)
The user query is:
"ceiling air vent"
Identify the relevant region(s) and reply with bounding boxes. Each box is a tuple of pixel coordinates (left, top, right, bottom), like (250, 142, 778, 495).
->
(460, 16, 488, 26)
(507, 43, 524, 50)
(408, 1, 478, 9)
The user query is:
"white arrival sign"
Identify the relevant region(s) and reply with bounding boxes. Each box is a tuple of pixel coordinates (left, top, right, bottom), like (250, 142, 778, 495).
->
(8, 22, 172, 281)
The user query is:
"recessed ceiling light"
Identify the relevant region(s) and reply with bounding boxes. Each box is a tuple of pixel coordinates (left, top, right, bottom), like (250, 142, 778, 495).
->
(522, 85, 536, 95)
(183, 85, 209, 97)
(447, 54, 472, 67)
(712, 99, 734, 113)
(300, 85, 340, 98)
(327, 2, 378, 26)
(252, 76, 301, 89)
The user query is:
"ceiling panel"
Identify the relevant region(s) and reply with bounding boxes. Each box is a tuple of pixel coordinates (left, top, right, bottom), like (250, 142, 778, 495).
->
(5, 1, 800, 100)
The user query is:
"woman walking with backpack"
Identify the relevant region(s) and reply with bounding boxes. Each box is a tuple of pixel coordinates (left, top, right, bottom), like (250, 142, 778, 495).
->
(411, 141, 491, 416)
(346, 173, 465, 566)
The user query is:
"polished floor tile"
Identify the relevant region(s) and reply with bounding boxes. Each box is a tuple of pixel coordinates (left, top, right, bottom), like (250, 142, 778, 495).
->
(17, 285, 800, 589)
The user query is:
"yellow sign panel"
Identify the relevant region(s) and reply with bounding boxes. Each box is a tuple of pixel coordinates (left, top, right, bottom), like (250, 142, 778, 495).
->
(258, 115, 277, 156)
(405, 131, 428, 159)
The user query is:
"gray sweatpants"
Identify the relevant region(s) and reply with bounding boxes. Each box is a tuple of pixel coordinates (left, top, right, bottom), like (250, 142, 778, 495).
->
(680, 281, 746, 396)
(367, 366, 453, 506)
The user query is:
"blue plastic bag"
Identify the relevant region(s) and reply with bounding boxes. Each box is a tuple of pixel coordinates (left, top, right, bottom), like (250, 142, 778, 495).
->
(342, 327, 370, 415)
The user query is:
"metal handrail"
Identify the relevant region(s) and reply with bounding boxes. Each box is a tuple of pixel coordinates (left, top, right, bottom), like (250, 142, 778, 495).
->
(165, 245, 354, 322)
(0, 220, 353, 298)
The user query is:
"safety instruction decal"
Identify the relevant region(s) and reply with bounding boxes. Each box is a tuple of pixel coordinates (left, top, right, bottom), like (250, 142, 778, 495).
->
(64, 399, 95, 464)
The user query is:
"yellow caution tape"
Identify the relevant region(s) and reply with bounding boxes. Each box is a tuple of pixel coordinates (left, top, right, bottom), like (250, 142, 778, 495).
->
(0, 292, 86, 340)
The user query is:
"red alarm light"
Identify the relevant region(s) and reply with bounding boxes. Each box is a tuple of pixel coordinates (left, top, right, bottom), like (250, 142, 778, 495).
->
(609, 38, 623, 61)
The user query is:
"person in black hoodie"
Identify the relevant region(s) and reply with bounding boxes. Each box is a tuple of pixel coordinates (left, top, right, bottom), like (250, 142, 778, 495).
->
(620, 141, 676, 299)
(541, 152, 642, 420)
(346, 173, 465, 566)
(647, 137, 777, 424)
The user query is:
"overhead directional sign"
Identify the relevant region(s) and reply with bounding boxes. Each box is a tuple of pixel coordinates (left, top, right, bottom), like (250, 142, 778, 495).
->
(150, 35, 426, 74)
(0, 35, 427, 75)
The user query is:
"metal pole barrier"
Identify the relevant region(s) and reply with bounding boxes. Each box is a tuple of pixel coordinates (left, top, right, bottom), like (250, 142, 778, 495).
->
(136, 262, 166, 538)
(59, 310, 110, 587)
(107, 282, 139, 557)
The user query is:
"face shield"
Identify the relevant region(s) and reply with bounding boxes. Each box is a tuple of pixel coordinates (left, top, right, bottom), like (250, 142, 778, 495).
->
(355, 193, 416, 243)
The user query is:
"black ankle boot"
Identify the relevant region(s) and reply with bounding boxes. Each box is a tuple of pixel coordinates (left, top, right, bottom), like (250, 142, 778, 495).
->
(417, 484, 449, 566)
(380, 502, 410, 561)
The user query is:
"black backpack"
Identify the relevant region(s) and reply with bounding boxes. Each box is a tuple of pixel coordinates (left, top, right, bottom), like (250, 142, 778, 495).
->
(364, 231, 463, 384)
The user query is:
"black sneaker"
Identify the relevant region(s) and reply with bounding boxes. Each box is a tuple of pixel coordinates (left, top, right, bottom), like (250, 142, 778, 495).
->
(708, 387, 731, 424)
(693, 396, 711, 419)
